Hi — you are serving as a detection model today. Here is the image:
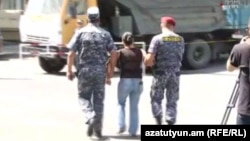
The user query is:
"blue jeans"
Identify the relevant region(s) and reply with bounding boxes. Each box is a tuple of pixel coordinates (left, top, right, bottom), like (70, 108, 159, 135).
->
(237, 114, 250, 125)
(118, 78, 143, 135)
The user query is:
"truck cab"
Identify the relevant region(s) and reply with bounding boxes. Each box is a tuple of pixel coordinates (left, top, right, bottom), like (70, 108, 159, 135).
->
(19, 0, 93, 73)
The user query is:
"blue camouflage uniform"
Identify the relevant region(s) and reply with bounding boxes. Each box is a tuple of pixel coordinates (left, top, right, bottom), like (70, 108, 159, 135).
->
(68, 22, 116, 131)
(148, 30, 185, 124)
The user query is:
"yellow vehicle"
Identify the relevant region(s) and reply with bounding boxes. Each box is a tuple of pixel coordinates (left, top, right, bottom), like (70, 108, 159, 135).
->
(0, 0, 28, 41)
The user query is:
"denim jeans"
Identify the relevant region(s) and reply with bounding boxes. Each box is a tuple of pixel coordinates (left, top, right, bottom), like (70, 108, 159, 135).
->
(117, 78, 143, 135)
(237, 114, 250, 125)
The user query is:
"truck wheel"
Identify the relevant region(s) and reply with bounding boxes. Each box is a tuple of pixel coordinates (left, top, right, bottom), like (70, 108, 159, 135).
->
(39, 57, 65, 73)
(184, 39, 212, 69)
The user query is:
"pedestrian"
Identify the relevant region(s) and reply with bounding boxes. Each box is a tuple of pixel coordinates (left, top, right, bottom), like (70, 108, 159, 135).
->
(116, 32, 146, 137)
(66, 6, 117, 138)
(145, 16, 185, 125)
(226, 21, 250, 125)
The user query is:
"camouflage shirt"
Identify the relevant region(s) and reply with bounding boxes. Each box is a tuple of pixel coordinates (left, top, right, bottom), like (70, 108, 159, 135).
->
(68, 23, 117, 71)
(148, 31, 185, 72)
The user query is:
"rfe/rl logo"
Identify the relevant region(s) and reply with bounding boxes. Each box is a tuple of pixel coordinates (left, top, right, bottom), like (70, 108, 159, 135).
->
(224, 0, 241, 8)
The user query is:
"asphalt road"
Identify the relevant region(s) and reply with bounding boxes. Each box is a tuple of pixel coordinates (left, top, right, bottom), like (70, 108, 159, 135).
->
(0, 55, 240, 141)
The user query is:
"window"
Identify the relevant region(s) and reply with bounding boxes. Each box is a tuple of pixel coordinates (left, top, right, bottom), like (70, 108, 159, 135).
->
(76, 0, 87, 14)
(0, 0, 15, 9)
(68, 0, 87, 15)
(0, 0, 28, 10)
(25, 0, 64, 14)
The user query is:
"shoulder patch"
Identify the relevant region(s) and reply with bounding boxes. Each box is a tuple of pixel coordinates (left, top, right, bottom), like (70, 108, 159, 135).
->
(162, 36, 181, 42)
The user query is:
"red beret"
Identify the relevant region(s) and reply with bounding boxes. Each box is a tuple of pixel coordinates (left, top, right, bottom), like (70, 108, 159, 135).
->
(161, 16, 176, 26)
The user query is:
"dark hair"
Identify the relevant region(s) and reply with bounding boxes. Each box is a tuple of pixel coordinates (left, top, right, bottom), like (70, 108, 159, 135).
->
(122, 32, 134, 46)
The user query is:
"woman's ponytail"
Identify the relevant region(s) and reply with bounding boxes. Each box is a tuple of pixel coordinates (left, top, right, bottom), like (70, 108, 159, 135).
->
(122, 32, 134, 46)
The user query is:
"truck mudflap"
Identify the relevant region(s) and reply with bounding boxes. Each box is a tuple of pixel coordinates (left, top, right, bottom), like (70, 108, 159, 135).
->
(19, 41, 147, 59)
(19, 43, 69, 59)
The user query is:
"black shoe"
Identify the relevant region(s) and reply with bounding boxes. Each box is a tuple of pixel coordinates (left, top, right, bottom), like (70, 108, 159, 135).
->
(166, 120, 175, 125)
(130, 134, 137, 137)
(87, 119, 94, 137)
(155, 116, 162, 125)
(92, 118, 103, 139)
(95, 130, 102, 139)
(117, 127, 126, 134)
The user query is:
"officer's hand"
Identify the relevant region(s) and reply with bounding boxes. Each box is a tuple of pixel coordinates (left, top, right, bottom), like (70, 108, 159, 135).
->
(106, 77, 111, 85)
(67, 71, 75, 81)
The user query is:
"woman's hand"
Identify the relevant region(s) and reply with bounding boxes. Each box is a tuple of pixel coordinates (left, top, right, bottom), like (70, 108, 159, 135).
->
(106, 77, 111, 85)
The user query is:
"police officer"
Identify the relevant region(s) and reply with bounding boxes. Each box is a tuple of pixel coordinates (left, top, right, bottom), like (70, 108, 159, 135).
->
(66, 7, 117, 138)
(146, 16, 185, 125)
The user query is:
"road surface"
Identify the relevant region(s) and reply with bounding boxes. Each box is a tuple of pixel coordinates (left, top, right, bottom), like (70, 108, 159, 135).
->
(0, 55, 239, 141)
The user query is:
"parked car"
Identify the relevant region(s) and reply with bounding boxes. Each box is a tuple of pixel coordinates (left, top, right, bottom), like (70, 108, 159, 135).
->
(0, 28, 3, 53)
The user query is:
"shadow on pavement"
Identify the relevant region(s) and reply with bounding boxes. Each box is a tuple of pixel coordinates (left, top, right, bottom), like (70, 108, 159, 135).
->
(44, 72, 66, 76)
(0, 54, 34, 61)
(106, 135, 141, 140)
(181, 58, 227, 75)
(0, 78, 32, 80)
(0, 54, 19, 61)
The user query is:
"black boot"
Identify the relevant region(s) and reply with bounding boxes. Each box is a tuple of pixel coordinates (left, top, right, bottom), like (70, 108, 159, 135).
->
(86, 119, 94, 137)
(95, 130, 102, 139)
(166, 119, 176, 125)
(155, 116, 162, 125)
(93, 119, 103, 139)
(166, 120, 174, 125)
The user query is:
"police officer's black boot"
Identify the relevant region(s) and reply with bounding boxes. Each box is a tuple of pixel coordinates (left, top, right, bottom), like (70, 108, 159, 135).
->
(95, 130, 102, 139)
(166, 118, 175, 125)
(166, 120, 174, 125)
(93, 119, 103, 139)
(155, 116, 162, 125)
(86, 119, 94, 137)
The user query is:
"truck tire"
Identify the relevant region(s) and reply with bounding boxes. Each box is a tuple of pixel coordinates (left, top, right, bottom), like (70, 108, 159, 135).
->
(184, 39, 211, 69)
(39, 57, 65, 73)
